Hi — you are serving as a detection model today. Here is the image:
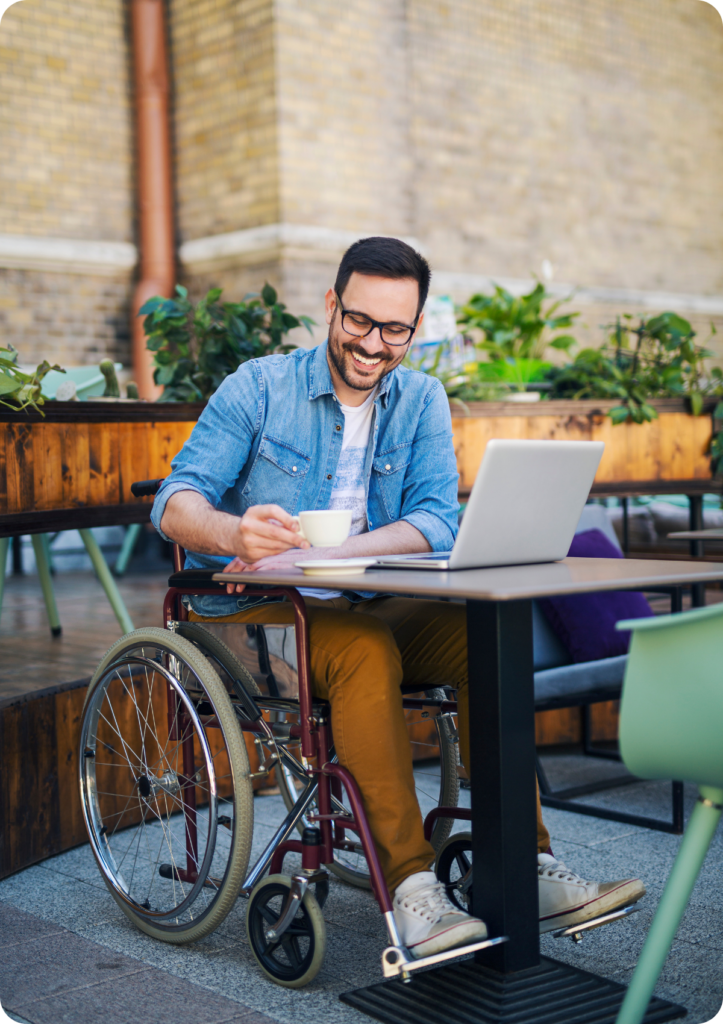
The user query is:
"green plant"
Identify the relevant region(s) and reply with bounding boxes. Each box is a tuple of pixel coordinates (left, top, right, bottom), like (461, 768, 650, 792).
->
(403, 343, 510, 408)
(546, 312, 721, 424)
(0, 344, 63, 414)
(457, 281, 578, 362)
(141, 283, 315, 401)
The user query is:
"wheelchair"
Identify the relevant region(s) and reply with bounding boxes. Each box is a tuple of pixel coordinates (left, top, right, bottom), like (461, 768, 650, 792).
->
(78, 479, 496, 987)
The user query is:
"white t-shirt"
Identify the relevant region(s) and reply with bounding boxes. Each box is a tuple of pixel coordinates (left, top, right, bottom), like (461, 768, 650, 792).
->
(299, 387, 376, 599)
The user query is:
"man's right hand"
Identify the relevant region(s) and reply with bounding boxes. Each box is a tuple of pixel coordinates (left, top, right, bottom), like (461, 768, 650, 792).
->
(233, 504, 310, 564)
(160, 491, 310, 564)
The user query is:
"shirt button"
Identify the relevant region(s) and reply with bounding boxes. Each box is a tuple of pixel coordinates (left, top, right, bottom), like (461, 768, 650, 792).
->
(327, 474, 332, 480)
(335, 425, 341, 431)
(385, 464, 391, 470)
(292, 466, 297, 472)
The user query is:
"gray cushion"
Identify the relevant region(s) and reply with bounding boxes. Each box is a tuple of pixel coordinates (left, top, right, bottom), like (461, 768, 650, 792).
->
(534, 654, 628, 704)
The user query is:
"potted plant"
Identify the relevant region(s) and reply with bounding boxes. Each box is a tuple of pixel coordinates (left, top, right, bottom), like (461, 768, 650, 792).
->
(141, 283, 314, 400)
(454, 281, 578, 402)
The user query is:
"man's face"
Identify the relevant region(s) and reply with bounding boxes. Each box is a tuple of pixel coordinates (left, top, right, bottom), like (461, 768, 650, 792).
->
(325, 273, 423, 397)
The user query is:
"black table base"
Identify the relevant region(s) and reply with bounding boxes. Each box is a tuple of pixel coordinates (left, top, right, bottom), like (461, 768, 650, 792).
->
(340, 956, 686, 1024)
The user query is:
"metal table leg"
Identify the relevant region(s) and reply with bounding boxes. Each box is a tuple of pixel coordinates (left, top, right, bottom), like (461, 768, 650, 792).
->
(468, 598, 538, 972)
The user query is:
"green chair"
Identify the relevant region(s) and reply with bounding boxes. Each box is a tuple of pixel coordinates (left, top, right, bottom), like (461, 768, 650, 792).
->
(0, 530, 134, 636)
(615, 601, 723, 1024)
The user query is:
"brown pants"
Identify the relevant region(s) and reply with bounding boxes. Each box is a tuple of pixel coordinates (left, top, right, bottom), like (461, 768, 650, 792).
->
(190, 595, 551, 894)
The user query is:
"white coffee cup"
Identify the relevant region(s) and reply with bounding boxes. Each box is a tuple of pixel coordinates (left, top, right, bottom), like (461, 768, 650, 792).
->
(292, 509, 353, 547)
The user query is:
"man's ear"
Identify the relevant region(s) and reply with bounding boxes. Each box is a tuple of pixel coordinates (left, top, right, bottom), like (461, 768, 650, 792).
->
(324, 288, 337, 326)
(412, 311, 424, 340)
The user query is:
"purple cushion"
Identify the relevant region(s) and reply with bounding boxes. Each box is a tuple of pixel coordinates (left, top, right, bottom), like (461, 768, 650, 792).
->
(538, 529, 654, 663)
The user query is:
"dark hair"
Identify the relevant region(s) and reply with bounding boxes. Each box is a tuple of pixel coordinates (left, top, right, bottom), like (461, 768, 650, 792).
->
(334, 236, 431, 318)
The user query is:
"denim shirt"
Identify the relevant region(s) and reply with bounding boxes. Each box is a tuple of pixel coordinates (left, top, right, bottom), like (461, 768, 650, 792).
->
(151, 341, 459, 615)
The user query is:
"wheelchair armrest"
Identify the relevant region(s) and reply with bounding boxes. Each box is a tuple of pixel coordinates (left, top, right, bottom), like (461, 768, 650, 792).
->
(167, 569, 225, 588)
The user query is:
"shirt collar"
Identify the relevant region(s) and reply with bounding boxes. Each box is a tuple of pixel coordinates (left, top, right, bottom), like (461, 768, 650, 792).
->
(309, 339, 394, 406)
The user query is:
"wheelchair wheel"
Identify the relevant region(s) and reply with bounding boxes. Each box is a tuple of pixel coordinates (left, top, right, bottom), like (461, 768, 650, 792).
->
(80, 627, 253, 943)
(246, 874, 326, 988)
(435, 831, 473, 912)
(276, 687, 460, 889)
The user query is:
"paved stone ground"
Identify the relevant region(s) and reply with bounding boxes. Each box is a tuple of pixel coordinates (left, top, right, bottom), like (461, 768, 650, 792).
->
(0, 765, 722, 1024)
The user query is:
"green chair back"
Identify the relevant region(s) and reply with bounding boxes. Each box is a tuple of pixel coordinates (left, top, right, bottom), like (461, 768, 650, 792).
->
(617, 601, 723, 788)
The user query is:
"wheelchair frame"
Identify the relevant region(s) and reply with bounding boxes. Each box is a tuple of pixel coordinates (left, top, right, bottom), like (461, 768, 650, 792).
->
(161, 567, 505, 980)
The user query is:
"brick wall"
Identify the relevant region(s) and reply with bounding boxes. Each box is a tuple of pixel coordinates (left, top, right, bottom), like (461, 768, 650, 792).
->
(178, 0, 723, 354)
(0, 268, 132, 369)
(2, 0, 723, 368)
(0, 0, 133, 366)
(407, 0, 723, 296)
(274, 0, 412, 237)
(168, 0, 280, 243)
(0, 0, 132, 241)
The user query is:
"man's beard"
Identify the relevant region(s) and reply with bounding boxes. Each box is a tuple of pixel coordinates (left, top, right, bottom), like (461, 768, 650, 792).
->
(327, 312, 397, 392)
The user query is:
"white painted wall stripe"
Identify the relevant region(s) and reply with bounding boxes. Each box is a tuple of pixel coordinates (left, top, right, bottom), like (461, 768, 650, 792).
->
(0, 234, 137, 275)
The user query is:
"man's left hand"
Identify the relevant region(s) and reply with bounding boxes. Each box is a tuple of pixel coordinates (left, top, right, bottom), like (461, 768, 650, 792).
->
(221, 546, 337, 593)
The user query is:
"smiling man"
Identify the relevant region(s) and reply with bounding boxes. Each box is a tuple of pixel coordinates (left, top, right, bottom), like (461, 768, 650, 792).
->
(151, 237, 645, 959)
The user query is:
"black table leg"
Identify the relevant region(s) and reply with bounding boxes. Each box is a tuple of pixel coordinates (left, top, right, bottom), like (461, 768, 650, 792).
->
(467, 598, 539, 972)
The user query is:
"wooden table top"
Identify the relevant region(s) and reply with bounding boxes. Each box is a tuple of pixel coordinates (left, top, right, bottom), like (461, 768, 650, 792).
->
(214, 555, 723, 602)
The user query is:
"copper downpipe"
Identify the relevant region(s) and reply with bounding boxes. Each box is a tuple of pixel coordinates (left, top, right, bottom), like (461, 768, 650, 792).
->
(130, 0, 174, 399)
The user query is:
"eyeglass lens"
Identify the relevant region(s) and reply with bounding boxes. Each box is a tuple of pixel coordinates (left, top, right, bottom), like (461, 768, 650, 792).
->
(342, 311, 413, 346)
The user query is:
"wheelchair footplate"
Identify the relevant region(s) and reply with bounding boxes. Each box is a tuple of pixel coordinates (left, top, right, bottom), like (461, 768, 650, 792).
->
(552, 904, 640, 943)
(381, 934, 508, 981)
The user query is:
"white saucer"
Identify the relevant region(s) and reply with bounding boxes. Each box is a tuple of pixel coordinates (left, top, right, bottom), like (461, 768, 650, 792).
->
(295, 558, 378, 576)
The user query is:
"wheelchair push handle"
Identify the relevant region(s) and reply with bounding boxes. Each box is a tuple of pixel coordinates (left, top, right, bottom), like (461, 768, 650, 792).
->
(131, 478, 164, 498)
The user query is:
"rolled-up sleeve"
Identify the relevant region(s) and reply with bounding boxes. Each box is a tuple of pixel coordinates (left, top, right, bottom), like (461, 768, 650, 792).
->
(399, 381, 459, 551)
(150, 364, 261, 540)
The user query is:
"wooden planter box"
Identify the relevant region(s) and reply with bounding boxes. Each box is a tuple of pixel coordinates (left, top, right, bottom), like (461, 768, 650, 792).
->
(0, 402, 202, 536)
(451, 398, 717, 497)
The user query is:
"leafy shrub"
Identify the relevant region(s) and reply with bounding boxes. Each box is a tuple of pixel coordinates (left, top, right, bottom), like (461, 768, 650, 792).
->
(0, 344, 63, 414)
(456, 281, 578, 361)
(545, 312, 720, 423)
(141, 283, 314, 401)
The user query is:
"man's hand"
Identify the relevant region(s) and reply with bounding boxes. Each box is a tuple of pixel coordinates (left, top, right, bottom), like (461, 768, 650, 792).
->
(233, 504, 309, 564)
(160, 491, 310, 563)
(222, 547, 318, 594)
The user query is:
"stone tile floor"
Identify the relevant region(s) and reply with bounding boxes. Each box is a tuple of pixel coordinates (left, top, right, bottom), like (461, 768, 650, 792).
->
(1, 771, 722, 1024)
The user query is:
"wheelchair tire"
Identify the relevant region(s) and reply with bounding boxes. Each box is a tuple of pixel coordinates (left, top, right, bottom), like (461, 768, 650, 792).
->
(174, 623, 262, 703)
(246, 874, 326, 988)
(80, 627, 253, 944)
(276, 687, 460, 889)
(434, 831, 473, 913)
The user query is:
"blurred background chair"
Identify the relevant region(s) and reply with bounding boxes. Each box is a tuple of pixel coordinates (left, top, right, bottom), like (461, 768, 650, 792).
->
(534, 504, 685, 833)
(615, 601, 723, 1024)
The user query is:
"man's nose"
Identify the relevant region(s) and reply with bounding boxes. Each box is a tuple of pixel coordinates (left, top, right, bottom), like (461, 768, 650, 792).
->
(360, 327, 385, 352)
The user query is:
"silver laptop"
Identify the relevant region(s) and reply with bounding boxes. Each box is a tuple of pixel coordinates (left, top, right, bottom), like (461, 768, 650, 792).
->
(375, 438, 604, 570)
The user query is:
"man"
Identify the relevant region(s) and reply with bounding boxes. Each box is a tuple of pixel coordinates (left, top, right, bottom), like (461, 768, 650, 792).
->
(152, 236, 645, 958)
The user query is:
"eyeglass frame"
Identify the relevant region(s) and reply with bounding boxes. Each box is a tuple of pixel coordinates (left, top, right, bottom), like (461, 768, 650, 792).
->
(334, 292, 420, 347)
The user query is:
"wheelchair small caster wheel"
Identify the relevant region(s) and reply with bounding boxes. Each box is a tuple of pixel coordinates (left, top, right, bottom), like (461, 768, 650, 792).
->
(435, 832, 473, 912)
(246, 874, 326, 988)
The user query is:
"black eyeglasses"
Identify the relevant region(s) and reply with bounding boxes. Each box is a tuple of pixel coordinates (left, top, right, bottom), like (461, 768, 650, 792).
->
(335, 293, 419, 347)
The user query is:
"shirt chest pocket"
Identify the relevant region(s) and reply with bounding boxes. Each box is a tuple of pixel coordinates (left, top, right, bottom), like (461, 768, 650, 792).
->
(242, 435, 311, 512)
(372, 444, 412, 519)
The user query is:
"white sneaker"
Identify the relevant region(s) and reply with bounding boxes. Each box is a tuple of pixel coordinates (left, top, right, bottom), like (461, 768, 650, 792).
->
(538, 853, 646, 933)
(393, 870, 488, 959)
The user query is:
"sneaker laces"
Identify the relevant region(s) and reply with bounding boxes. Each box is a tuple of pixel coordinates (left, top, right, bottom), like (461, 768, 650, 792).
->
(538, 857, 588, 885)
(397, 880, 461, 923)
